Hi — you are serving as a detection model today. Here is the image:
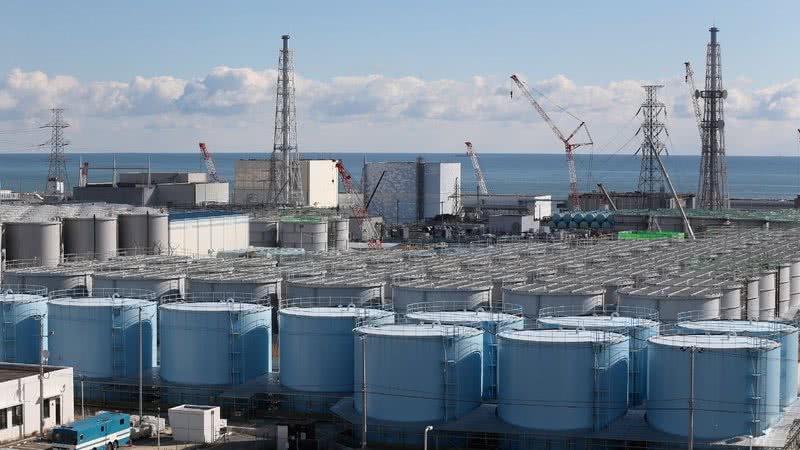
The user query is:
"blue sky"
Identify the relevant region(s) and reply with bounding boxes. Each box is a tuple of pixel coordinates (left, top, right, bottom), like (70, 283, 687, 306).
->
(0, 0, 798, 154)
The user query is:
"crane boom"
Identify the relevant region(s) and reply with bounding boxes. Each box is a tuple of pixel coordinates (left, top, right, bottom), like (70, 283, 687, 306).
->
(510, 74, 592, 211)
(198, 142, 225, 183)
(684, 62, 703, 139)
(335, 160, 383, 249)
(464, 142, 489, 195)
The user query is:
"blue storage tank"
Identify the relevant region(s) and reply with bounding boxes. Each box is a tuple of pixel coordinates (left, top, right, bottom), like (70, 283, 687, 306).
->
(676, 320, 798, 409)
(160, 299, 271, 385)
(354, 323, 483, 423)
(648, 334, 781, 439)
(279, 300, 394, 392)
(536, 314, 659, 405)
(497, 329, 629, 431)
(0, 285, 48, 364)
(405, 302, 524, 400)
(48, 289, 157, 379)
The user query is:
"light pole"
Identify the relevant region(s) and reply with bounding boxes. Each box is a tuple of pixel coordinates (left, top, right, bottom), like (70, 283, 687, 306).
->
(681, 345, 702, 450)
(360, 336, 367, 449)
(424, 425, 433, 450)
(35, 314, 53, 437)
(80, 375, 85, 418)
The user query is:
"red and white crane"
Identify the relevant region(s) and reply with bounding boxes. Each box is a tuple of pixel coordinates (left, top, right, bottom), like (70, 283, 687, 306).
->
(198, 142, 225, 183)
(510, 74, 592, 211)
(464, 142, 489, 196)
(335, 160, 383, 249)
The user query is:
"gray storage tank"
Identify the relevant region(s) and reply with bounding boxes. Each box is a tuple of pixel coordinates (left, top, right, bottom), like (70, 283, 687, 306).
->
(63, 215, 118, 261)
(4, 222, 61, 267)
(93, 269, 185, 300)
(502, 282, 604, 317)
(287, 274, 384, 305)
(391, 279, 492, 313)
(249, 219, 279, 247)
(0, 285, 49, 364)
(758, 269, 777, 320)
(47, 289, 158, 379)
(327, 218, 349, 251)
(4, 266, 93, 295)
(618, 285, 721, 322)
(188, 271, 282, 303)
(118, 212, 169, 255)
(279, 219, 328, 252)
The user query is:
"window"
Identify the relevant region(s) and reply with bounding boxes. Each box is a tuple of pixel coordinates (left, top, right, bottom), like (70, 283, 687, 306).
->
(79, 434, 84, 441)
(0, 408, 7, 429)
(100, 425, 105, 432)
(119, 419, 125, 425)
(11, 405, 22, 426)
(43, 399, 50, 418)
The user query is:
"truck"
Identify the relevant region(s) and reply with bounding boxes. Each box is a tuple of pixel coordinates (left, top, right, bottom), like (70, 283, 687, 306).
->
(50, 412, 131, 450)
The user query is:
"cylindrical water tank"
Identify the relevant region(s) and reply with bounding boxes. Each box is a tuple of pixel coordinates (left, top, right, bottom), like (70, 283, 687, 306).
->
(287, 275, 384, 305)
(602, 278, 635, 307)
(63, 215, 118, 261)
(160, 299, 272, 385)
(4, 267, 93, 295)
(718, 282, 743, 320)
(648, 334, 780, 439)
(118, 212, 170, 255)
(790, 259, 800, 314)
(0, 285, 49, 364)
(497, 329, 629, 431)
(745, 275, 760, 320)
(48, 290, 158, 379)
(382, 269, 426, 301)
(405, 302, 524, 400)
(188, 272, 282, 302)
(537, 313, 659, 405)
(759, 269, 777, 320)
(618, 285, 721, 321)
(676, 320, 798, 410)
(279, 299, 393, 392)
(327, 219, 349, 251)
(490, 273, 527, 307)
(249, 219, 279, 247)
(502, 282, 604, 317)
(279, 220, 328, 252)
(94, 270, 185, 300)
(4, 222, 61, 267)
(354, 323, 483, 423)
(776, 263, 792, 318)
(391, 280, 492, 313)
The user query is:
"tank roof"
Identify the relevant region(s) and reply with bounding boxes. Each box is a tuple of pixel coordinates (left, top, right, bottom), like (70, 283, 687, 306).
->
(618, 285, 722, 299)
(538, 315, 659, 330)
(406, 310, 523, 324)
(355, 323, 482, 338)
(650, 334, 780, 350)
(287, 274, 384, 288)
(280, 306, 392, 318)
(499, 329, 627, 344)
(677, 320, 797, 334)
(506, 282, 605, 296)
(392, 279, 492, 291)
(0, 293, 47, 303)
(160, 301, 268, 312)
(49, 297, 154, 307)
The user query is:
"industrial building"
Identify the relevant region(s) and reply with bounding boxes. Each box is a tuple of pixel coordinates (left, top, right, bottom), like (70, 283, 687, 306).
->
(578, 191, 695, 211)
(233, 159, 339, 207)
(461, 193, 552, 220)
(363, 159, 460, 224)
(74, 171, 229, 207)
(0, 364, 74, 443)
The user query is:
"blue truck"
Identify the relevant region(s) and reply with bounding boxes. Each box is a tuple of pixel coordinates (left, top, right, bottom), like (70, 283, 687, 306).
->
(50, 412, 131, 450)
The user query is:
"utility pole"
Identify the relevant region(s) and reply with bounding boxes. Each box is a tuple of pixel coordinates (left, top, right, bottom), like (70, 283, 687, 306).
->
(636, 85, 668, 205)
(36, 314, 52, 437)
(682, 345, 703, 450)
(360, 336, 367, 449)
(41, 108, 70, 201)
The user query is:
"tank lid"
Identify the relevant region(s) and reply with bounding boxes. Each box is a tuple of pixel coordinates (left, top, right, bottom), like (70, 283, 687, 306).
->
(506, 282, 605, 296)
(677, 320, 797, 335)
(355, 323, 482, 338)
(406, 310, 523, 324)
(281, 306, 392, 318)
(0, 293, 47, 303)
(618, 285, 722, 299)
(393, 279, 492, 291)
(498, 329, 627, 344)
(49, 297, 154, 307)
(650, 334, 780, 350)
(538, 315, 658, 329)
(160, 301, 268, 312)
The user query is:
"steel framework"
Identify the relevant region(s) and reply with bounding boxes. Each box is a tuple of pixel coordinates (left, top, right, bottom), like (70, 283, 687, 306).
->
(635, 86, 668, 196)
(42, 108, 70, 200)
(270, 35, 304, 207)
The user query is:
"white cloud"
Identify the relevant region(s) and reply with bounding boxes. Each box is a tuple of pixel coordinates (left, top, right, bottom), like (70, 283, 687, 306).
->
(0, 67, 798, 155)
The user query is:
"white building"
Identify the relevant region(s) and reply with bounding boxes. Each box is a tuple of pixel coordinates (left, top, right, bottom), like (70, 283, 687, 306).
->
(363, 160, 461, 224)
(233, 159, 339, 208)
(168, 211, 249, 257)
(0, 364, 74, 443)
(168, 405, 225, 444)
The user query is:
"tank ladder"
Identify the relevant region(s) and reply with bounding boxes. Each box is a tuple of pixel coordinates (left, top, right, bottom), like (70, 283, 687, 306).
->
(111, 306, 125, 377)
(629, 333, 644, 405)
(592, 342, 610, 432)
(749, 348, 764, 436)
(442, 336, 458, 421)
(1, 303, 16, 362)
(229, 310, 243, 385)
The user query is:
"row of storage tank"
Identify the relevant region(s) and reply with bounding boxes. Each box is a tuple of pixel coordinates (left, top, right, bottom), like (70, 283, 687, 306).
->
(1, 282, 796, 442)
(250, 217, 350, 252)
(3, 211, 168, 266)
(549, 210, 615, 230)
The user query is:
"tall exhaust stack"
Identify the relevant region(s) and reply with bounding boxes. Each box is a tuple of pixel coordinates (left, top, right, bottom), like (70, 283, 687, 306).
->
(696, 27, 729, 209)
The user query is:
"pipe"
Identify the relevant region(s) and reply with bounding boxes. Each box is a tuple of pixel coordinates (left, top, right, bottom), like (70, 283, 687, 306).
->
(424, 425, 434, 450)
(653, 149, 695, 239)
(361, 336, 368, 449)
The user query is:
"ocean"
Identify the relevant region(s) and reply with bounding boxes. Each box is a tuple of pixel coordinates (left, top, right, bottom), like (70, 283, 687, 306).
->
(1, 152, 797, 200)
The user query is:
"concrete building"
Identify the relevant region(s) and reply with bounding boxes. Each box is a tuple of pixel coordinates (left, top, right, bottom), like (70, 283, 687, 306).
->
(578, 191, 695, 211)
(168, 405, 225, 444)
(233, 159, 339, 208)
(73, 172, 229, 207)
(0, 364, 74, 443)
(462, 193, 552, 220)
(488, 215, 539, 235)
(363, 159, 460, 224)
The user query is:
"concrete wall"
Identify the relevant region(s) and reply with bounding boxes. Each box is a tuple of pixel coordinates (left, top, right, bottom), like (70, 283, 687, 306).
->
(0, 365, 74, 443)
(233, 160, 271, 205)
(73, 186, 156, 206)
(304, 160, 338, 208)
(169, 214, 249, 256)
(488, 215, 539, 235)
(233, 159, 338, 207)
(118, 172, 208, 185)
(423, 162, 460, 218)
(364, 162, 418, 224)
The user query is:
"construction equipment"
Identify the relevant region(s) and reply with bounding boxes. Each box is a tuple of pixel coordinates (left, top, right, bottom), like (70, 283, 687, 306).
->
(198, 142, 225, 183)
(596, 183, 617, 211)
(654, 149, 695, 240)
(684, 62, 703, 139)
(464, 142, 489, 195)
(335, 160, 383, 249)
(510, 75, 593, 211)
(79, 161, 89, 188)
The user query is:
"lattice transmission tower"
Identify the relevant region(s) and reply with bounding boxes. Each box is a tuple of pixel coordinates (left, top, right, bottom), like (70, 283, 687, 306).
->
(42, 108, 70, 201)
(696, 27, 729, 209)
(269, 35, 304, 207)
(636, 85, 668, 197)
